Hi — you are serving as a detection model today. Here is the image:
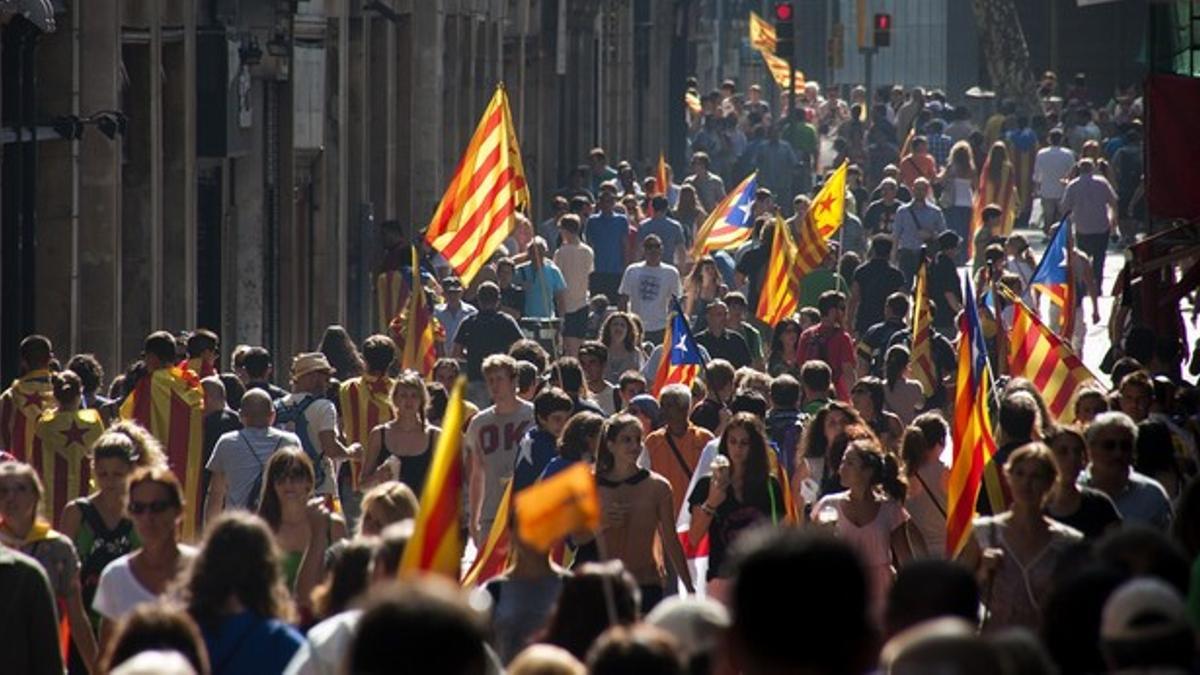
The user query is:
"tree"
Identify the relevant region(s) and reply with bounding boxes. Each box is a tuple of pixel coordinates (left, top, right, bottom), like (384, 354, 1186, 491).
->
(972, 0, 1040, 113)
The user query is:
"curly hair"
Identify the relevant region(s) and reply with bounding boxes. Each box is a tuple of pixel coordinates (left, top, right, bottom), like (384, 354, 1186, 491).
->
(600, 312, 642, 354)
(182, 512, 293, 628)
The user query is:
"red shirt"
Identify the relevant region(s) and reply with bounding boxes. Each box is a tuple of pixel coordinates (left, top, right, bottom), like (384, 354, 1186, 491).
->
(797, 323, 856, 401)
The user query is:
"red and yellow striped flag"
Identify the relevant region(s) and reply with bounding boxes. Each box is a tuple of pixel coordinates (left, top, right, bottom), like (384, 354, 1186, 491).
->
(461, 481, 512, 587)
(655, 151, 669, 197)
(400, 376, 466, 579)
(749, 11, 778, 53)
(119, 366, 205, 540)
(793, 161, 848, 272)
(376, 270, 410, 334)
(425, 86, 530, 285)
(1002, 287, 1097, 424)
(909, 260, 937, 396)
(391, 248, 438, 377)
(339, 373, 395, 492)
(0, 370, 55, 462)
(33, 409, 105, 525)
(946, 279, 998, 557)
(760, 50, 806, 93)
(755, 214, 800, 324)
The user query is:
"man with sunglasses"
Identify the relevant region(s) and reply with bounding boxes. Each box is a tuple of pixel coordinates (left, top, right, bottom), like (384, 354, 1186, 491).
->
(1080, 411, 1173, 530)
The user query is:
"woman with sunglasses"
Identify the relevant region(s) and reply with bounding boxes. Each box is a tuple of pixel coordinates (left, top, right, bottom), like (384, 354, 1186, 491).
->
(92, 466, 196, 649)
(258, 447, 346, 611)
(0, 461, 98, 673)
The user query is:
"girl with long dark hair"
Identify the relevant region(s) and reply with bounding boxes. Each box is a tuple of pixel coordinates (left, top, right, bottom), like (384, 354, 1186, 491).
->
(599, 313, 645, 383)
(882, 346, 925, 425)
(767, 316, 804, 379)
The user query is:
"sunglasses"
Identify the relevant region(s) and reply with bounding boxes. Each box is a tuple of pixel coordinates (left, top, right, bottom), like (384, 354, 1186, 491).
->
(128, 499, 176, 515)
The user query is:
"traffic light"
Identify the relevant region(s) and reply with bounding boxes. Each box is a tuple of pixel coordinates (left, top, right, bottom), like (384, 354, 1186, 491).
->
(774, 2, 794, 60)
(873, 13, 892, 48)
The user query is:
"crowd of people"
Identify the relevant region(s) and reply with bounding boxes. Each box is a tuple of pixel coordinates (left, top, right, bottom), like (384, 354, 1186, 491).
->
(0, 71, 1197, 675)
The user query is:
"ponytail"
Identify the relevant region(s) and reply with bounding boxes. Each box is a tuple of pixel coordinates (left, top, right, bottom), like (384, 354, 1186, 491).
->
(900, 425, 927, 478)
(879, 453, 907, 502)
(884, 345, 909, 392)
(51, 371, 83, 407)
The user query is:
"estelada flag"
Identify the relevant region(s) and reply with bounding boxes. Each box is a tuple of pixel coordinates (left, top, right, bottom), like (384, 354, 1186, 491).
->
(749, 10, 778, 53)
(691, 172, 759, 258)
(426, 85, 530, 285)
(652, 298, 705, 396)
(119, 366, 205, 540)
(32, 409, 105, 525)
(400, 376, 466, 579)
(0, 369, 55, 461)
(1030, 218, 1076, 341)
(515, 463, 599, 553)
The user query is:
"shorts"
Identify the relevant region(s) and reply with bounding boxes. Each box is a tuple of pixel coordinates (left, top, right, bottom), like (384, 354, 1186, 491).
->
(563, 305, 589, 339)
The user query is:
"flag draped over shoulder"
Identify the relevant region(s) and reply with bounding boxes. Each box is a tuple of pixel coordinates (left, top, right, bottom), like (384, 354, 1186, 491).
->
(515, 463, 599, 553)
(33, 409, 105, 524)
(425, 86, 530, 286)
(376, 270, 410, 334)
(946, 277, 998, 557)
(392, 247, 438, 376)
(909, 260, 937, 396)
(749, 11, 777, 52)
(1001, 286, 1096, 424)
(119, 366, 205, 540)
(968, 158, 1019, 258)
(339, 373, 395, 492)
(400, 377, 466, 579)
(653, 299, 705, 396)
(1030, 218, 1076, 340)
(0, 370, 55, 461)
(691, 173, 759, 258)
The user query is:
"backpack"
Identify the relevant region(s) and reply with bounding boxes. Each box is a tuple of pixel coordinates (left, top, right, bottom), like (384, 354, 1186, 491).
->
(273, 395, 326, 486)
(240, 431, 283, 512)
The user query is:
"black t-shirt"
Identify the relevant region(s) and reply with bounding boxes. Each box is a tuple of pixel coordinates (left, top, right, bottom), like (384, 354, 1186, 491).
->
(689, 398, 723, 434)
(689, 475, 783, 580)
(694, 330, 752, 369)
(735, 244, 771, 311)
(863, 200, 900, 235)
(929, 253, 962, 333)
(500, 285, 526, 315)
(860, 318, 906, 376)
(1046, 487, 1122, 539)
(454, 310, 525, 380)
(852, 259, 906, 334)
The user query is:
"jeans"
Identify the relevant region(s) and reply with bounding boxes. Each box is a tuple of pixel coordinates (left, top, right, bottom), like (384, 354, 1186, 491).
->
(1077, 231, 1109, 294)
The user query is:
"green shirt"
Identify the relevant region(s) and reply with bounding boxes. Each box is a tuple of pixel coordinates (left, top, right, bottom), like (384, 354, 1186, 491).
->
(797, 270, 849, 311)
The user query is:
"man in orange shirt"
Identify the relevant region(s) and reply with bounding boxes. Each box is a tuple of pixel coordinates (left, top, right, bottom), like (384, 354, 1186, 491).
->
(898, 135, 938, 191)
(645, 383, 714, 516)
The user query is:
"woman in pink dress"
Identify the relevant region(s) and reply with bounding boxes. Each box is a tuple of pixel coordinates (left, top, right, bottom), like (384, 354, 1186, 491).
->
(811, 436, 918, 622)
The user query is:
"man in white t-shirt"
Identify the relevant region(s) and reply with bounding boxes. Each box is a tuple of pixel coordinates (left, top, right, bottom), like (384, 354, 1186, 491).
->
(205, 389, 301, 520)
(619, 234, 683, 345)
(553, 214, 594, 356)
(1033, 127, 1077, 232)
(274, 353, 360, 498)
(465, 354, 534, 546)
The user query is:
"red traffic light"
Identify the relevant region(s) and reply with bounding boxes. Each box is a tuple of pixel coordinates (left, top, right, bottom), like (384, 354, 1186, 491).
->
(874, 13, 891, 31)
(773, 2, 794, 23)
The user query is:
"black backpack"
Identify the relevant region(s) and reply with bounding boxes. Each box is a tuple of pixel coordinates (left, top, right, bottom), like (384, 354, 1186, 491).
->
(241, 431, 284, 512)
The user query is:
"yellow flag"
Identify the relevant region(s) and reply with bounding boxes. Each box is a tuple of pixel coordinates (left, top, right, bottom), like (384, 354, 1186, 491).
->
(515, 463, 599, 553)
(749, 11, 778, 53)
(793, 161, 848, 273)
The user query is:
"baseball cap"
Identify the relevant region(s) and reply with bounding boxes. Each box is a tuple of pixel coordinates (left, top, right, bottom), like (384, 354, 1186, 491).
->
(1101, 578, 1188, 642)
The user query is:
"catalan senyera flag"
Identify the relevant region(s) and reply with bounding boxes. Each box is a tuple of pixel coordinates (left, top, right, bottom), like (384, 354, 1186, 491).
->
(756, 213, 801, 324)
(749, 11, 778, 53)
(340, 373, 395, 492)
(400, 376, 466, 579)
(652, 298, 705, 396)
(0, 369, 55, 461)
(968, 156, 1020, 259)
(946, 277, 999, 558)
(461, 481, 512, 587)
(119, 366, 205, 540)
(33, 409, 105, 525)
(760, 50, 806, 94)
(909, 260, 938, 396)
(1030, 218, 1076, 341)
(1001, 286, 1097, 424)
(792, 161, 848, 272)
(392, 248, 438, 377)
(425, 86, 530, 286)
(376, 270, 410, 334)
(691, 173, 758, 258)
(515, 463, 599, 553)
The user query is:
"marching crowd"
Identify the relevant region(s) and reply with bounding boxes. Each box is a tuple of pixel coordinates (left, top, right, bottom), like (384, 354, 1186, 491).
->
(1, 72, 1198, 675)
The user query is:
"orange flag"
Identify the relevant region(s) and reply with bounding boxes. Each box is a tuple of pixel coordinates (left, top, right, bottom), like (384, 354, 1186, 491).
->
(119, 366, 205, 540)
(33, 409, 105, 525)
(400, 376, 466, 579)
(0, 369, 55, 461)
(515, 463, 599, 553)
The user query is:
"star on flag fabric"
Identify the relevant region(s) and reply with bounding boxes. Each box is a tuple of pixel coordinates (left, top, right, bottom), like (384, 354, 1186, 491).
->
(946, 276, 1000, 557)
(1030, 218, 1076, 340)
(652, 298, 705, 396)
(691, 173, 759, 258)
(749, 11, 777, 53)
(0, 369, 55, 462)
(33, 409, 105, 525)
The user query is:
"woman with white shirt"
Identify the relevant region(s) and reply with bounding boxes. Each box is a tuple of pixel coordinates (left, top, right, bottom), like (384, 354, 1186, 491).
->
(936, 141, 976, 264)
(93, 467, 196, 650)
(901, 414, 951, 559)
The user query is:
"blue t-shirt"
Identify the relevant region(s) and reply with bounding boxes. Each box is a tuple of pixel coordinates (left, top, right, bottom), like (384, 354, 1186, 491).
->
(513, 427, 559, 493)
(637, 216, 687, 262)
(585, 212, 629, 274)
(204, 611, 303, 675)
(514, 263, 567, 318)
